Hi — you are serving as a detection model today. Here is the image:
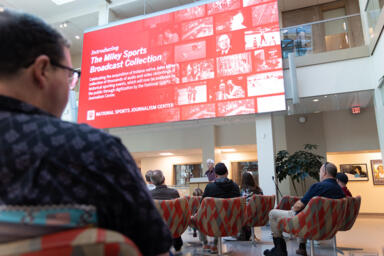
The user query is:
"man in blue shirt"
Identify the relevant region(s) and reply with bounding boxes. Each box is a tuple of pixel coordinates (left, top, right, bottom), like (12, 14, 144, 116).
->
(264, 162, 345, 256)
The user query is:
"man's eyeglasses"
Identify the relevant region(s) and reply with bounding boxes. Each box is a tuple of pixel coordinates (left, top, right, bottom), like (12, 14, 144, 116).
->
(51, 62, 81, 90)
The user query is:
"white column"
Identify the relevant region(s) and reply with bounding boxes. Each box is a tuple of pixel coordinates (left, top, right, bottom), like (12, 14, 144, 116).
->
(256, 113, 276, 196)
(201, 125, 216, 171)
(374, 88, 384, 161)
(98, 2, 110, 26)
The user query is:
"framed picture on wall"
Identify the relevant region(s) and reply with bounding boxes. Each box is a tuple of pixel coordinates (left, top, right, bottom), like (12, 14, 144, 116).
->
(371, 159, 384, 185)
(339, 164, 369, 181)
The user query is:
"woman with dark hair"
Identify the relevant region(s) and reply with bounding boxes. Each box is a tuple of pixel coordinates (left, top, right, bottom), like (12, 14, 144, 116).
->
(241, 172, 263, 196)
(238, 172, 263, 241)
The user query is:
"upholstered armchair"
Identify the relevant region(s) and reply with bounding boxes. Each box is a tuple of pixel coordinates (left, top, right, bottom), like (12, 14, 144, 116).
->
(277, 196, 348, 256)
(184, 195, 202, 216)
(245, 194, 275, 244)
(153, 197, 190, 238)
(0, 205, 141, 255)
(275, 195, 301, 210)
(333, 195, 362, 253)
(0, 227, 142, 256)
(190, 197, 246, 255)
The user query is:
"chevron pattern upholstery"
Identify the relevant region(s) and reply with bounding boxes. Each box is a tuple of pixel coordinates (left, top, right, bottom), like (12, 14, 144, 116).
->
(0, 228, 141, 256)
(276, 196, 301, 210)
(340, 196, 361, 231)
(190, 197, 246, 237)
(154, 197, 190, 238)
(185, 196, 202, 216)
(246, 195, 275, 227)
(278, 197, 348, 240)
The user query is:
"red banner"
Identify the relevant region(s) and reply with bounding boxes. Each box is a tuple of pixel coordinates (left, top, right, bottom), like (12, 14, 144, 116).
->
(78, 0, 285, 128)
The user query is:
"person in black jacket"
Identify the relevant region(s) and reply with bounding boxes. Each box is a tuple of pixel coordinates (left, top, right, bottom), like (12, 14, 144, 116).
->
(201, 163, 241, 253)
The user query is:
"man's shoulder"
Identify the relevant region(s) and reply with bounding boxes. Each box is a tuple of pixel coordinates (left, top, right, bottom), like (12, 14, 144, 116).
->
(50, 118, 122, 147)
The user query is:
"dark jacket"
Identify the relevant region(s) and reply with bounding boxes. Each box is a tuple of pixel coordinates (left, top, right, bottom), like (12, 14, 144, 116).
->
(151, 185, 180, 200)
(202, 177, 241, 199)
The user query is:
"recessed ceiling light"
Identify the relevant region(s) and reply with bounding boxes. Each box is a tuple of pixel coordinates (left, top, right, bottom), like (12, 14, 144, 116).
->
(75, 35, 80, 40)
(324, 95, 328, 98)
(51, 0, 75, 5)
(314, 110, 321, 114)
(159, 152, 174, 156)
(313, 99, 319, 102)
(221, 148, 236, 153)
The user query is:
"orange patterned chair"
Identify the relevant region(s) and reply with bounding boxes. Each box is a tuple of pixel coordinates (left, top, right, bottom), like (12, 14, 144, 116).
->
(277, 196, 348, 256)
(184, 196, 202, 216)
(153, 197, 190, 238)
(184, 196, 202, 237)
(245, 195, 275, 244)
(190, 197, 246, 255)
(0, 227, 142, 256)
(275, 195, 301, 210)
(333, 195, 362, 254)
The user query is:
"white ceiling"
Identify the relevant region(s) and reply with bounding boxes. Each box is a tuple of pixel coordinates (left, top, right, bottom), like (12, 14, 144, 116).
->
(286, 90, 374, 116)
(0, 0, 340, 57)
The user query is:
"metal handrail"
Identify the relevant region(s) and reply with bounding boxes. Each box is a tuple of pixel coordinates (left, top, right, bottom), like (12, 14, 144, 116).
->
(280, 13, 361, 31)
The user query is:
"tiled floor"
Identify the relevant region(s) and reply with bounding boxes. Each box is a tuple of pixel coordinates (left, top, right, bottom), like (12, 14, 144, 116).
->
(177, 215, 384, 256)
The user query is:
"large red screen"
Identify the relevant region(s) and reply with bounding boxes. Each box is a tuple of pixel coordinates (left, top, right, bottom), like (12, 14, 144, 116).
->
(78, 0, 285, 128)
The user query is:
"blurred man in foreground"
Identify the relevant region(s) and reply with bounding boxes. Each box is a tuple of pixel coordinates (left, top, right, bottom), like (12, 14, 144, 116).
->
(0, 8, 171, 256)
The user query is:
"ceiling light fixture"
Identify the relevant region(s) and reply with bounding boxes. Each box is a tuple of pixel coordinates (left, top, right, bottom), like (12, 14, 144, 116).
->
(221, 148, 236, 153)
(75, 35, 80, 40)
(313, 99, 319, 102)
(51, 0, 75, 5)
(159, 152, 174, 156)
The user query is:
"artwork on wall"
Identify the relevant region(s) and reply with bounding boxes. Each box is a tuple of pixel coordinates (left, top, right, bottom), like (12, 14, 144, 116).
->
(339, 164, 369, 181)
(371, 159, 384, 185)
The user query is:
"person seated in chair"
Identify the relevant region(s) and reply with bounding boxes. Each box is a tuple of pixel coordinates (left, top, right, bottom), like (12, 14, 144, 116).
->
(238, 171, 263, 241)
(200, 162, 241, 253)
(150, 170, 182, 254)
(336, 172, 352, 197)
(264, 162, 345, 256)
(0, 8, 171, 256)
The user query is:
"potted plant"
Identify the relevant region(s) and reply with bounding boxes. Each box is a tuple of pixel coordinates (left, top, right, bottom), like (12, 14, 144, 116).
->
(275, 144, 324, 196)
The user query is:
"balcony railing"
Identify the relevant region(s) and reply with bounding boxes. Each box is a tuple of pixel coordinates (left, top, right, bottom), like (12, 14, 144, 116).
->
(280, 13, 364, 58)
(366, 0, 384, 39)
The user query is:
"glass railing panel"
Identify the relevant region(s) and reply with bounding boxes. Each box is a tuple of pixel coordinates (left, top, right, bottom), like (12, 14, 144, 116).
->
(366, 0, 383, 39)
(280, 14, 363, 58)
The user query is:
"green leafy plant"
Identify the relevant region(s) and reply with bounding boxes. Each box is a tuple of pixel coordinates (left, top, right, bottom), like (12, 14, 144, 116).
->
(275, 144, 324, 195)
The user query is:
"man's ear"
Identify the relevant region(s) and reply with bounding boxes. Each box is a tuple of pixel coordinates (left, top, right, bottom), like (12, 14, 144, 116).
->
(32, 55, 50, 89)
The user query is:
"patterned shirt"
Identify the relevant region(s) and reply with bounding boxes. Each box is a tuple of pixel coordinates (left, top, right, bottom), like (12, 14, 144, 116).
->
(0, 95, 172, 255)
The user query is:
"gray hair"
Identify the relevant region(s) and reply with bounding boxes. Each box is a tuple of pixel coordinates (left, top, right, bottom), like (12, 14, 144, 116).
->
(145, 170, 153, 182)
(324, 162, 337, 178)
(150, 170, 165, 186)
(206, 159, 214, 164)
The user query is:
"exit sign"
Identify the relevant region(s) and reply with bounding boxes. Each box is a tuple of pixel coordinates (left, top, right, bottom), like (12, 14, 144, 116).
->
(352, 106, 361, 114)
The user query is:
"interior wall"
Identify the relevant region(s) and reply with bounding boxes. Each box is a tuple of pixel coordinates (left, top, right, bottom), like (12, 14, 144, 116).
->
(140, 151, 258, 187)
(140, 154, 202, 186)
(323, 107, 380, 152)
(284, 113, 327, 195)
(327, 151, 384, 213)
(111, 121, 256, 154)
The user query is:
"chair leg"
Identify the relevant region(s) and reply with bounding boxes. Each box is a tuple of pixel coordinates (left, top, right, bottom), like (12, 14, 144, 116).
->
(251, 227, 256, 246)
(310, 240, 315, 256)
(333, 236, 345, 255)
(218, 237, 223, 255)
